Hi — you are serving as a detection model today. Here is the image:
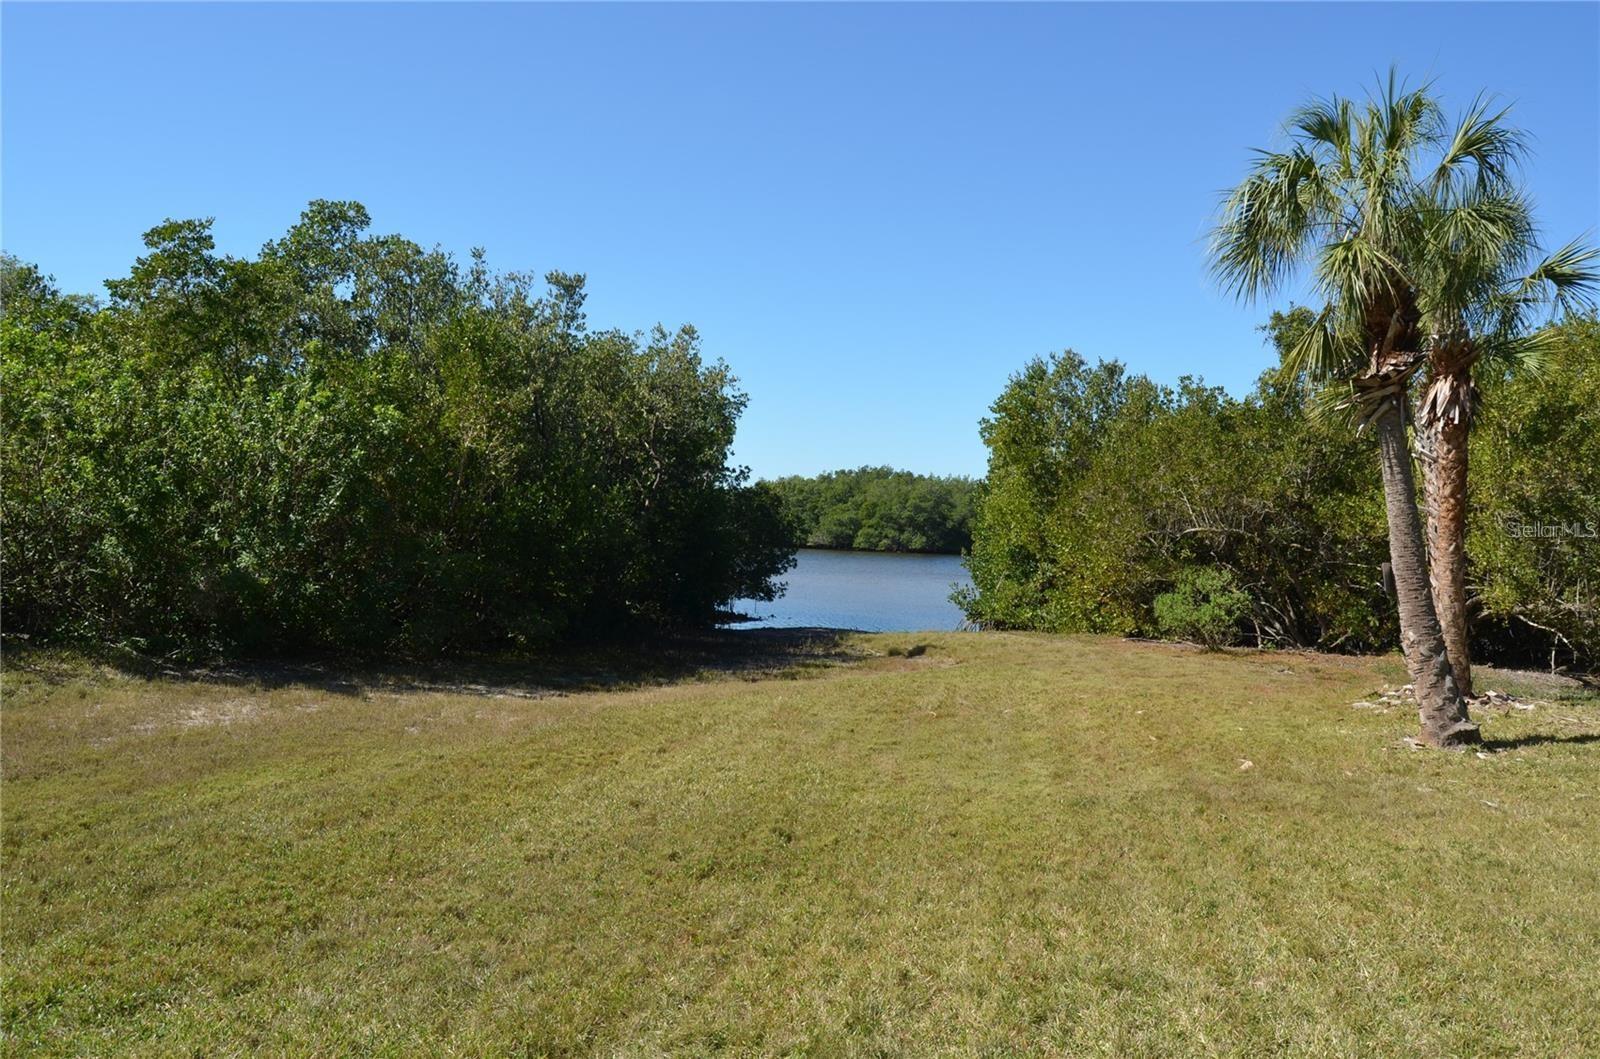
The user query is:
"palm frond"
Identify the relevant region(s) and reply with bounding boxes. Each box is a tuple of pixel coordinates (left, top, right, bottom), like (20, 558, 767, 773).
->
(1208, 148, 1332, 301)
(1417, 188, 1537, 318)
(1288, 95, 1354, 172)
(1316, 236, 1408, 308)
(1305, 379, 1361, 428)
(1373, 71, 1442, 168)
(1477, 327, 1559, 378)
(1431, 94, 1526, 196)
(1520, 237, 1600, 314)
(1279, 303, 1361, 383)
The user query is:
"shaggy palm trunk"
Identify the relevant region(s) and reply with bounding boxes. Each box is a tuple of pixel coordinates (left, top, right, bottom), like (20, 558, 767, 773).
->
(1372, 395, 1479, 748)
(1425, 406, 1474, 697)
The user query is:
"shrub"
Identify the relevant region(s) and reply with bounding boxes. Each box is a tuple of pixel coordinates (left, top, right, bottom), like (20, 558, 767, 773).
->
(1153, 567, 1251, 648)
(959, 312, 1600, 668)
(961, 341, 1390, 649)
(0, 205, 797, 658)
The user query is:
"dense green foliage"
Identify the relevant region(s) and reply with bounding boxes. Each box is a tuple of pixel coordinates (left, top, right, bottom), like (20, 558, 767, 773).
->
(767, 467, 978, 553)
(1, 203, 796, 657)
(1468, 317, 1600, 670)
(1154, 567, 1252, 649)
(961, 314, 1600, 667)
(959, 325, 1392, 650)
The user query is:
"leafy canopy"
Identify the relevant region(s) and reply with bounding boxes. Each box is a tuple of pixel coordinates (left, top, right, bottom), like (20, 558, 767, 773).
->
(1, 204, 797, 657)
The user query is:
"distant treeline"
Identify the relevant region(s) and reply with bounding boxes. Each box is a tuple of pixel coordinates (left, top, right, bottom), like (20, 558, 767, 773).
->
(767, 467, 979, 554)
(1, 202, 795, 658)
(959, 311, 1600, 669)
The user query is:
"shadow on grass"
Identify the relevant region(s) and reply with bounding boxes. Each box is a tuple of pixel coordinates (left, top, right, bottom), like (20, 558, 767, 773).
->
(1484, 731, 1600, 751)
(4, 627, 866, 700)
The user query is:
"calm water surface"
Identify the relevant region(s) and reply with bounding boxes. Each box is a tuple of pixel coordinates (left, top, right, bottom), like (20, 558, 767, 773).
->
(731, 548, 973, 632)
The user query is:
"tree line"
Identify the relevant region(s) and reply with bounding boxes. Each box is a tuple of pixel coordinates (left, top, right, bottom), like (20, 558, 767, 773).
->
(2, 202, 796, 658)
(963, 77, 1596, 748)
(960, 313, 1596, 666)
(766, 467, 978, 554)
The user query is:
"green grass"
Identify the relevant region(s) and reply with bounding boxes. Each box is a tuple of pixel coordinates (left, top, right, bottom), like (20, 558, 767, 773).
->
(4, 633, 1599, 1057)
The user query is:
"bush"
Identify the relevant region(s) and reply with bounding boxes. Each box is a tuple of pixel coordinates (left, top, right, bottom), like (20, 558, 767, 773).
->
(961, 338, 1391, 650)
(1467, 316, 1600, 670)
(1, 204, 797, 658)
(1154, 567, 1251, 648)
(959, 311, 1600, 669)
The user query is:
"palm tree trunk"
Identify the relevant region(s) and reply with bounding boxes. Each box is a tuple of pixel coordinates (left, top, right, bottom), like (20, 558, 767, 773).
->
(1372, 395, 1479, 748)
(1425, 407, 1474, 697)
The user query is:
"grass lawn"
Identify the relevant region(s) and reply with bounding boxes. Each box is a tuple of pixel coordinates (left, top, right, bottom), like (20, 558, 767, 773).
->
(4, 632, 1599, 1057)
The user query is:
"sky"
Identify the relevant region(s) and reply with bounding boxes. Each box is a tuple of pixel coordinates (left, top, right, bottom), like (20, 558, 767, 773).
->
(4, 3, 1597, 480)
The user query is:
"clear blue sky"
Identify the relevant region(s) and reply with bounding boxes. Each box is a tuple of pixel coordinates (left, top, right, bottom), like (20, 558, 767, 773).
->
(4, 3, 1596, 479)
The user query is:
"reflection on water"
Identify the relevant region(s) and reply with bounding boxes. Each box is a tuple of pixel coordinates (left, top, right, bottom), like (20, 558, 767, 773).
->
(730, 548, 973, 632)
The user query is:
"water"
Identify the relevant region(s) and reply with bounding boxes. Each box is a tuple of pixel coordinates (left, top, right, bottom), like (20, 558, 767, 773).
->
(730, 548, 973, 632)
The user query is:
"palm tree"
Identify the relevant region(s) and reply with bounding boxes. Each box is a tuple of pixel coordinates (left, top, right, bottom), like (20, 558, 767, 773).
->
(1209, 76, 1479, 748)
(1412, 101, 1598, 695)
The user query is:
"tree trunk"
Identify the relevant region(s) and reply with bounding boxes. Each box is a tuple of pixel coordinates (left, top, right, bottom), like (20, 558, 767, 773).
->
(1372, 394, 1479, 748)
(1425, 406, 1473, 696)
